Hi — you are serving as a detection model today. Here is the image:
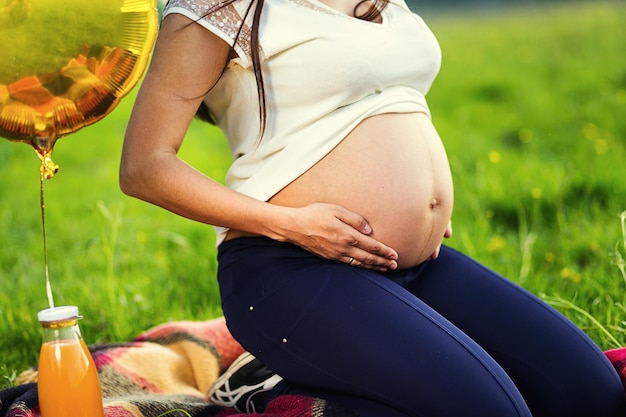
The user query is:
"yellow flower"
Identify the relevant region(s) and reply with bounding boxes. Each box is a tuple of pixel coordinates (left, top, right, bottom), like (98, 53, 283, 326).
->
(531, 187, 542, 199)
(582, 122, 599, 140)
(488, 151, 501, 164)
(593, 138, 608, 155)
(487, 236, 506, 252)
(560, 267, 582, 283)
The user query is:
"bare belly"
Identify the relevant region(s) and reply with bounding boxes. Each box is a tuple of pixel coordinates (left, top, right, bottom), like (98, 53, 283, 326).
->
(268, 112, 454, 269)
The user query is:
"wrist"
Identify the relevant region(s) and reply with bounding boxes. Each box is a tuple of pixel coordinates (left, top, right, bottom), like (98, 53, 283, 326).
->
(260, 205, 297, 243)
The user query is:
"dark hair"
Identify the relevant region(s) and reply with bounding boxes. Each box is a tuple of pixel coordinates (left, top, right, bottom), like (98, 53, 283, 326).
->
(195, 0, 390, 139)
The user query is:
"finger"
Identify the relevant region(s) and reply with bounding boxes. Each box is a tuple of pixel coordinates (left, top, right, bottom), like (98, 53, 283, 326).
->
(356, 257, 397, 272)
(356, 234, 398, 262)
(345, 244, 398, 271)
(334, 207, 373, 235)
(430, 243, 442, 260)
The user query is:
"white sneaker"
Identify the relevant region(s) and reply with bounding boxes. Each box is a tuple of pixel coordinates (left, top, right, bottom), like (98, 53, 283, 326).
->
(208, 352, 283, 413)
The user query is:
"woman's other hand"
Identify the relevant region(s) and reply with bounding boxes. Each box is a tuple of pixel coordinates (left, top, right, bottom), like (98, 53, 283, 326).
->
(429, 221, 452, 260)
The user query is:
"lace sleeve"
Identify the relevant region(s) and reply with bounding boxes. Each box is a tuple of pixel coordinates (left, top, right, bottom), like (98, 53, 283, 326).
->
(163, 0, 255, 66)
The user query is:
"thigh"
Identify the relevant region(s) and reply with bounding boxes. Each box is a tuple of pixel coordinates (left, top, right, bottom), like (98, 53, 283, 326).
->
(218, 238, 531, 417)
(408, 246, 625, 417)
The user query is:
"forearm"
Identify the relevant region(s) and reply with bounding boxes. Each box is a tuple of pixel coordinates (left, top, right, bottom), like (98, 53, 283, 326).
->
(119, 149, 292, 239)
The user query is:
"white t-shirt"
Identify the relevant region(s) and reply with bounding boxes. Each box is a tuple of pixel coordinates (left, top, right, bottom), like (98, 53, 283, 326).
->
(163, 0, 442, 244)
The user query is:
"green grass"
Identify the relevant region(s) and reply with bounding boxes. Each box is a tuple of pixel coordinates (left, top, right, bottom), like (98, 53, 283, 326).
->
(424, 0, 626, 343)
(1, 1, 626, 388)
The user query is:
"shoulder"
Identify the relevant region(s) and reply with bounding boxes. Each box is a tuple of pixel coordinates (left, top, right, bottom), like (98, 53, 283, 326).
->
(163, 0, 256, 65)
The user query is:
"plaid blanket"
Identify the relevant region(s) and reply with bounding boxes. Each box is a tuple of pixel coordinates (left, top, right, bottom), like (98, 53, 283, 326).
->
(0, 317, 355, 417)
(1, 317, 625, 417)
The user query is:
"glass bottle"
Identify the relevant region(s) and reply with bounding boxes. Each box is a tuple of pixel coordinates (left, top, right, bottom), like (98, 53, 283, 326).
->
(37, 306, 105, 417)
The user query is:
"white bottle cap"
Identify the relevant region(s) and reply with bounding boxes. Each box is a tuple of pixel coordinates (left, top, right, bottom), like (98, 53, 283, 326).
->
(38, 306, 80, 323)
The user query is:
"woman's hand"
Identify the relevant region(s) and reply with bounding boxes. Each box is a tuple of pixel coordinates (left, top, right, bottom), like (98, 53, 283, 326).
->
(429, 221, 452, 260)
(276, 203, 398, 272)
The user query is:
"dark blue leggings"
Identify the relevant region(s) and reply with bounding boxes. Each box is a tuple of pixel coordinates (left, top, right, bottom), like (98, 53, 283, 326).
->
(217, 237, 625, 417)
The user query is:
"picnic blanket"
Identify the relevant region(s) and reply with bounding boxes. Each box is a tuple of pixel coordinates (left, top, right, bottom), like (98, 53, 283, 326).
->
(1, 317, 626, 417)
(0, 317, 355, 417)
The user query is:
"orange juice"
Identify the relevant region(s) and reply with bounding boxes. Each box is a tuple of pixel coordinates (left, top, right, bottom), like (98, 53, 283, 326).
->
(37, 337, 104, 417)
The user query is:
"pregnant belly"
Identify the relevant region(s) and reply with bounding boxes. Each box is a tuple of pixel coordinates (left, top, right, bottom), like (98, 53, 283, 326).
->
(269, 112, 454, 268)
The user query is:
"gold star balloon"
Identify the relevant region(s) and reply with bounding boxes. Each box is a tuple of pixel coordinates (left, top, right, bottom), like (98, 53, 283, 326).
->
(0, 0, 158, 178)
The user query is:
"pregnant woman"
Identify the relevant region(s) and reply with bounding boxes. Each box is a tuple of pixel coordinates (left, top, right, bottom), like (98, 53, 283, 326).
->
(120, 0, 626, 415)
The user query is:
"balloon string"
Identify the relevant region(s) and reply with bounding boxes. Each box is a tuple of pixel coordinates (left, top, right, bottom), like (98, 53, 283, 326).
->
(40, 168, 55, 309)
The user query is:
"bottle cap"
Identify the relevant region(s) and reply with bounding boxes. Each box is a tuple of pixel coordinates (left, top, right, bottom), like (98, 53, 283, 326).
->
(38, 306, 80, 323)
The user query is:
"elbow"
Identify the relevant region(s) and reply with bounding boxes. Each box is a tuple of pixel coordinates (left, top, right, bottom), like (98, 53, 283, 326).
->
(119, 140, 176, 204)
(119, 155, 144, 199)
(118, 169, 134, 197)
(119, 148, 170, 203)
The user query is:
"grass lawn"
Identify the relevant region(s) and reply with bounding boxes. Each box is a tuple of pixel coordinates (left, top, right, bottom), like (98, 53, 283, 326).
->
(1, 0, 625, 388)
